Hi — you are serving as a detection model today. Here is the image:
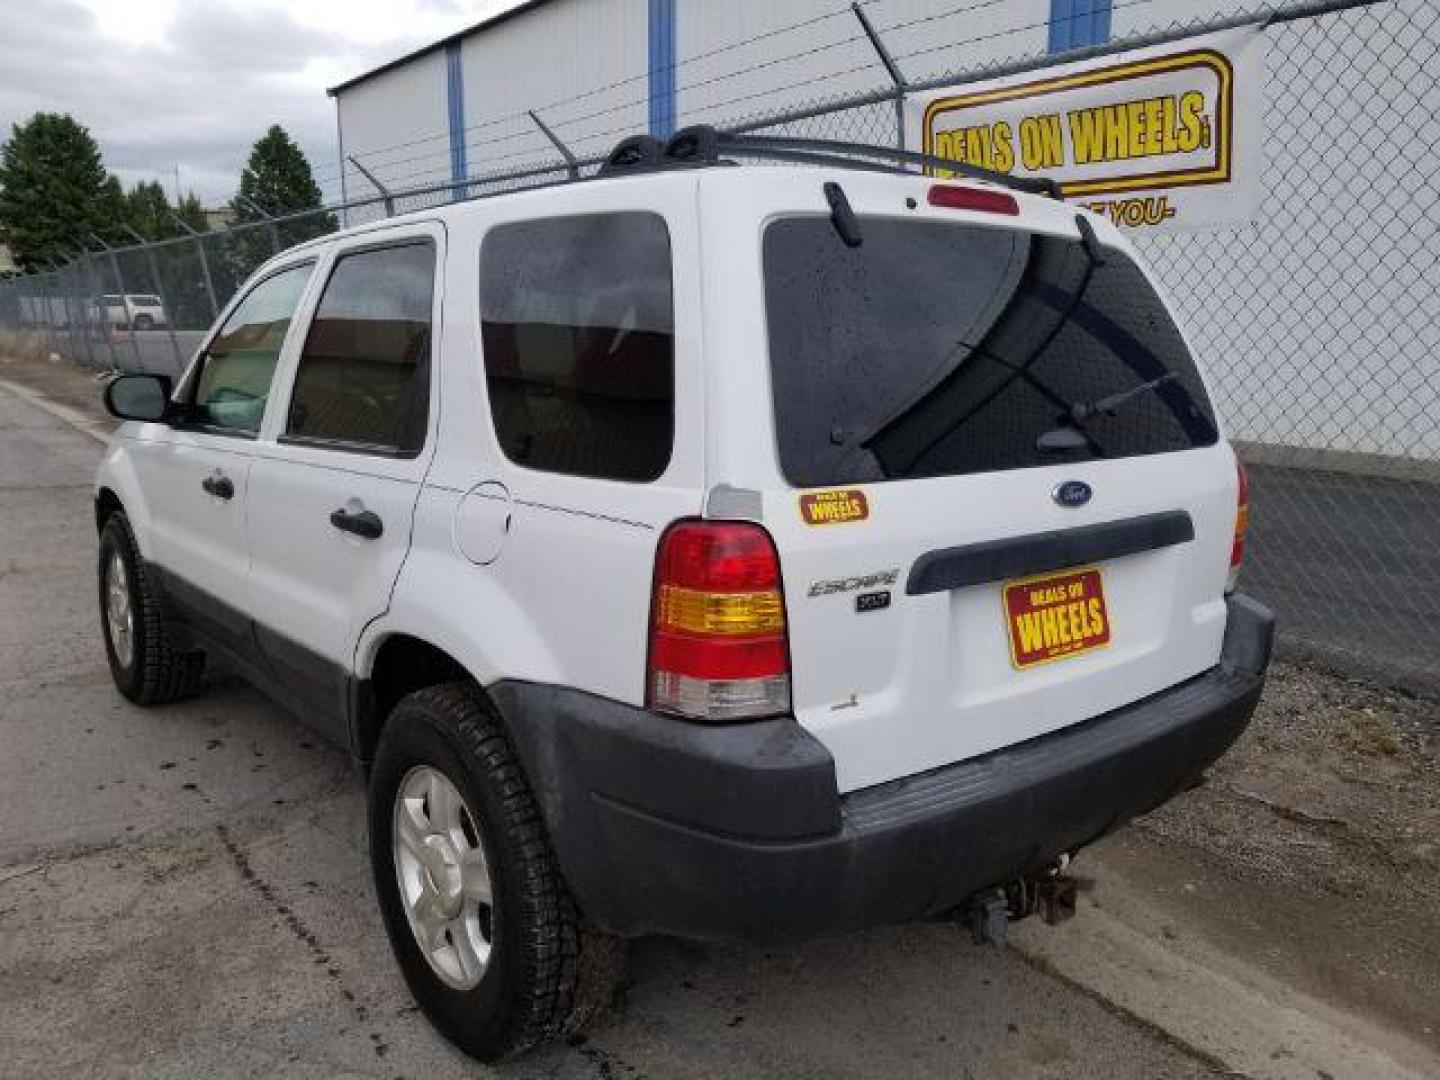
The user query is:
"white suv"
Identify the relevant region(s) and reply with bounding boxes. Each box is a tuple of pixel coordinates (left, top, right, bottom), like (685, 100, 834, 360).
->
(94, 130, 1273, 1061)
(91, 293, 168, 330)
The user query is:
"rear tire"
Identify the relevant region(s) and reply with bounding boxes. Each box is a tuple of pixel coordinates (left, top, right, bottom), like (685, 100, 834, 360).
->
(132, 314, 154, 330)
(98, 512, 205, 704)
(369, 682, 625, 1061)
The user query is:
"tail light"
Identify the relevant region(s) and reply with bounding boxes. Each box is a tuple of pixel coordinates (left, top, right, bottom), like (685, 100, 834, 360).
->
(647, 521, 791, 723)
(1227, 459, 1250, 593)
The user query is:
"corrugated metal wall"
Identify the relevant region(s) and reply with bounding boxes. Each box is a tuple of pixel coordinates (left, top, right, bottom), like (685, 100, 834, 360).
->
(332, 0, 1057, 198)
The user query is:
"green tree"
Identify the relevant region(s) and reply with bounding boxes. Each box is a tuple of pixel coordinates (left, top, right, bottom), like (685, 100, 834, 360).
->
(174, 191, 209, 234)
(224, 125, 334, 286)
(0, 113, 119, 270)
(123, 180, 176, 241)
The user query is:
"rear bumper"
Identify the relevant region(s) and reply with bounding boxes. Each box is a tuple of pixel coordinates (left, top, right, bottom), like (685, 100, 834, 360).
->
(495, 594, 1274, 943)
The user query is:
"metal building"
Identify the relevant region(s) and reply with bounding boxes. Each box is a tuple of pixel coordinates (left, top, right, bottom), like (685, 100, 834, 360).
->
(326, 0, 1111, 206)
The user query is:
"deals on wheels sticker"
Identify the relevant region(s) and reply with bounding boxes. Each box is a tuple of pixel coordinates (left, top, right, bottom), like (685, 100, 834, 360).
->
(799, 489, 869, 525)
(1004, 568, 1112, 669)
(908, 25, 1268, 232)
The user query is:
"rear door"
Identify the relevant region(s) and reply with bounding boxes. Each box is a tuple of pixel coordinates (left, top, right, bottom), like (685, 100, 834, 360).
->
(704, 172, 1238, 793)
(245, 226, 442, 744)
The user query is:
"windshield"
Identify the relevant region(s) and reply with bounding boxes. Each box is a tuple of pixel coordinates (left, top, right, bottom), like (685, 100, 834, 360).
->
(763, 216, 1217, 488)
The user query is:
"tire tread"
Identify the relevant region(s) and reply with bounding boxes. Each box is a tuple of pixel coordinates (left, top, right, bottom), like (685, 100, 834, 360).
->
(380, 683, 623, 1058)
(100, 513, 204, 704)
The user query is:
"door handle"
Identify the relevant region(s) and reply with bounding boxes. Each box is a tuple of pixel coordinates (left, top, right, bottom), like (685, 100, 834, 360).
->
(201, 475, 234, 500)
(329, 507, 384, 539)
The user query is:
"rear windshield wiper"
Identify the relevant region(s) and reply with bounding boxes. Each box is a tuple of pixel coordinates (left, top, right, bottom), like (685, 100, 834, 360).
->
(1037, 372, 1178, 453)
(1068, 372, 1178, 422)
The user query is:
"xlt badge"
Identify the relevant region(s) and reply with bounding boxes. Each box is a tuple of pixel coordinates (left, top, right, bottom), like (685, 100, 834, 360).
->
(855, 590, 892, 613)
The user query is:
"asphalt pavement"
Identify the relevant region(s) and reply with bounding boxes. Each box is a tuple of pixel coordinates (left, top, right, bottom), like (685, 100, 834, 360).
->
(0, 382, 1218, 1079)
(0, 379, 1433, 1080)
(1245, 463, 1440, 694)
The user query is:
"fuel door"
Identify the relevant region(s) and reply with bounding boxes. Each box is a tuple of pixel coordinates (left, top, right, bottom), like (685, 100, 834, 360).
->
(453, 481, 512, 565)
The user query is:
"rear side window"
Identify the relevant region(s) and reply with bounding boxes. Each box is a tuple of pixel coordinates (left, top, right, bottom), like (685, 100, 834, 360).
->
(286, 242, 435, 454)
(480, 212, 674, 482)
(190, 262, 313, 435)
(763, 217, 1217, 487)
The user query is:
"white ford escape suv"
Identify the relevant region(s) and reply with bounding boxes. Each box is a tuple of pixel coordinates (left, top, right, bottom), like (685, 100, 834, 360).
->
(94, 129, 1273, 1061)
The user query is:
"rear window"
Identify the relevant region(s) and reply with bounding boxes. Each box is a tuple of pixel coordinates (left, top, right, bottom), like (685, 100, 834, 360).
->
(763, 216, 1217, 488)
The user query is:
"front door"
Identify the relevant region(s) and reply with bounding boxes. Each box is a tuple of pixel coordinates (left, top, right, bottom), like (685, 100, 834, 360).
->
(245, 228, 442, 745)
(133, 260, 318, 663)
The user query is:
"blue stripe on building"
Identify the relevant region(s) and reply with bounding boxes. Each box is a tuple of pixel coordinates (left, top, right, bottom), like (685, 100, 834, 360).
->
(445, 41, 468, 187)
(649, 0, 677, 138)
(1048, 0, 1113, 53)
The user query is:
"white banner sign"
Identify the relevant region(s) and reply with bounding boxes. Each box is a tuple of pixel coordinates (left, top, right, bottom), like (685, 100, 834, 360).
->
(908, 26, 1268, 232)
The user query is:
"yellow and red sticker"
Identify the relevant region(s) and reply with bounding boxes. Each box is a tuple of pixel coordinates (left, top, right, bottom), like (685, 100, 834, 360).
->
(799, 489, 869, 526)
(1004, 567, 1111, 668)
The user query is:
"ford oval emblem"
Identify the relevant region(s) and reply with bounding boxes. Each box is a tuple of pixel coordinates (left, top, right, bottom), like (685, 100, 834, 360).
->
(1053, 480, 1092, 508)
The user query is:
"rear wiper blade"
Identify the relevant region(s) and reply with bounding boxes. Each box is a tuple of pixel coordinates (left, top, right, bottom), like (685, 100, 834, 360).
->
(1068, 372, 1177, 423)
(1036, 372, 1178, 454)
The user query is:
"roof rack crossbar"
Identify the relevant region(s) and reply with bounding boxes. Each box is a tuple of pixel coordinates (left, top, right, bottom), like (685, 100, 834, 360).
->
(714, 132, 1061, 198)
(710, 144, 911, 177)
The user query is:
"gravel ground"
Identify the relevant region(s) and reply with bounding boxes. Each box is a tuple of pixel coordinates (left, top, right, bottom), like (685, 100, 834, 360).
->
(1113, 659, 1440, 1047)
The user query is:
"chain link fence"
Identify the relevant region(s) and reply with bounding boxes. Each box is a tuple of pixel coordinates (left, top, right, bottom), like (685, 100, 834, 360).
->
(0, 0, 1434, 692)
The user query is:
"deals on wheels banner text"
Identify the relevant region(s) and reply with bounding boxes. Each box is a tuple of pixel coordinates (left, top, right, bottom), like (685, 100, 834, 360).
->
(909, 26, 1268, 232)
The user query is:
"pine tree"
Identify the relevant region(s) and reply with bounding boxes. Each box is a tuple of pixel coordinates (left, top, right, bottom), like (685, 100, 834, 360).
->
(174, 192, 209, 235)
(124, 180, 176, 241)
(225, 125, 334, 284)
(0, 113, 120, 270)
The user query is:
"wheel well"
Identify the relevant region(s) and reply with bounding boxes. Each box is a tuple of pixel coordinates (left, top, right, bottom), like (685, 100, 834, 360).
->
(359, 635, 472, 760)
(95, 488, 123, 533)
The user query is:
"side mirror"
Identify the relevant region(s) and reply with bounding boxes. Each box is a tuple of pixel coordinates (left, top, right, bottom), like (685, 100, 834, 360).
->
(104, 373, 174, 422)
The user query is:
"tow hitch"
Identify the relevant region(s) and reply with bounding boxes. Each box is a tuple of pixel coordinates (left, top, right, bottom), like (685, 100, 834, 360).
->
(964, 856, 1078, 947)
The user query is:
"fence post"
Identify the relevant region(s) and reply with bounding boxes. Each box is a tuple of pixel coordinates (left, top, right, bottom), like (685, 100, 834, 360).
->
(851, 2, 908, 151)
(237, 197, 282, 255)
(347, 155, 396, 216)
(170, 214, 220, 323)
(78, 252, 122, 374)
(528, 111, 580, 180)
(90, 234, 146, 373)
(123, 225, 185, 374)
(55, 252, 92, 369)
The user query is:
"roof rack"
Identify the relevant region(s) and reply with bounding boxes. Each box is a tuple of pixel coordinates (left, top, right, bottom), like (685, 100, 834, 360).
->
(598, 125, 1062, 199)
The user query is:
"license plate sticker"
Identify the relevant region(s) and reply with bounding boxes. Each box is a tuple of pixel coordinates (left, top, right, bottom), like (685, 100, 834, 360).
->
(1003, 568, 1111, 669)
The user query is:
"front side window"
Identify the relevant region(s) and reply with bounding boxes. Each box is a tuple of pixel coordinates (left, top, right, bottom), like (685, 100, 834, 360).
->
(285, 242, 435, 454)
(190, 262, 313, 435)
(480, 212, 674, 482)
(764, 216, 1218, 487)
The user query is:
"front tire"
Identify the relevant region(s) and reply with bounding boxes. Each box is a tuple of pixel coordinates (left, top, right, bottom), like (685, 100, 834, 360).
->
(369, 682, 625, 1061)
(98, 512, 205, 704)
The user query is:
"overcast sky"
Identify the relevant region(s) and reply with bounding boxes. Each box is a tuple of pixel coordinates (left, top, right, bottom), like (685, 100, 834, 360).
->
(0, 0, 524, 207)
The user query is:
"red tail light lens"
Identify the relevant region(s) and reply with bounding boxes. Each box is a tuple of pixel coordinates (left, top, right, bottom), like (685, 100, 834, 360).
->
(927, 185, 1020, 216)
(648, 521, 791, 723)
(1228, 459, 1250, 593)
